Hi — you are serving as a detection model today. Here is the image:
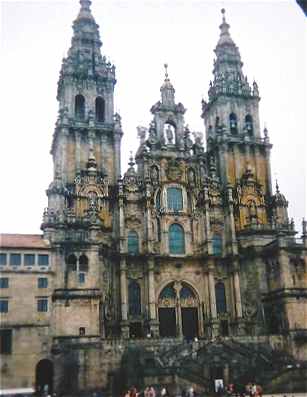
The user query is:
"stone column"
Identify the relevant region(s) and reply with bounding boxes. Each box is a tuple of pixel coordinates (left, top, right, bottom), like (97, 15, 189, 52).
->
(75, 131, 81, 174)
(148, 258, 159, 337)
(227, 184, 238, 255)
(61, 127, 69, 184)
(265, 145, 273, 195)
(232, 261, 244, 335)
(203, 184, 212, 255)
(278, 248, 291, 289)
(120, 258, 129, 338)
(174, 282, 183, 337)
(208, 262, 219, 337)
(218, 142, 229, 185)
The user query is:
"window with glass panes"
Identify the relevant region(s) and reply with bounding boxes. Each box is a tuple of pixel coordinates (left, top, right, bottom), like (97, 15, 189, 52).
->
(212, 234, 222, 256)
(0, 278, 9, 288)
(0, 253, 7, 266)
(79, 273, 85, 283)
(10, 254, 21, 266)
(167, 188, 183, 211)
(0, 299, 8, 313)
(37, 298, 48, 312)
(38, 278, 48, 288)
(169, 224, 185, 254)
(128, 231, 139, 254)
(38, 255, 49, 266)
(0, 329, 12, 354)
(24, 254, 35, 266)
(215, 282, 227, 314)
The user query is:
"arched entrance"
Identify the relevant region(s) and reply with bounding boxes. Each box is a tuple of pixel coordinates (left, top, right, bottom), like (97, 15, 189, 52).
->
(158, 281, 199, 339)
(35, 359, 53, 395)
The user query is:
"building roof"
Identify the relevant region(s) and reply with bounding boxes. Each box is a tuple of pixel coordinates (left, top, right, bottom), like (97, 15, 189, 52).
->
(0, 234, 50, 249)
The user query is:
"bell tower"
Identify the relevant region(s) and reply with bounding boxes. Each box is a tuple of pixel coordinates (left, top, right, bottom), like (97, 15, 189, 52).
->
(52, 0, 121, 186)
(202, 9, 273, 231)
(43, 0, 123, 237)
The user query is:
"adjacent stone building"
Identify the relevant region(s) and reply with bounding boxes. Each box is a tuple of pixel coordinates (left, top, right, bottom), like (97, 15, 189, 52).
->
(1, 1, 306, 395)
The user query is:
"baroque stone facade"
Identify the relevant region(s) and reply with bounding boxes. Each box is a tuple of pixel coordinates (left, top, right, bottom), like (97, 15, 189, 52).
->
(1, 1, 307, 395)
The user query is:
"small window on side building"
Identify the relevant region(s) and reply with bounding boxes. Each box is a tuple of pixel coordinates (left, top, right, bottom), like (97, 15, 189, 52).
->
(10, 254, 21, 266)
(0, 278, 9, 289)
(0, 253, 7, 266)
(38, 278, 48, 288)
(0, 329, 12, 354)
(24, 254, 35, 266)
(37, 298, 48, 312)
(38, 255, 49, 267)
(0, 299, 9, 313)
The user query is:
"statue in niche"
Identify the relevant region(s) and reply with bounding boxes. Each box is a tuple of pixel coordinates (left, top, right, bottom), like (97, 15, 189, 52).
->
(188, 168, 196, 185)
(150, 166, 159, 183)
(165, 123, 174, 144)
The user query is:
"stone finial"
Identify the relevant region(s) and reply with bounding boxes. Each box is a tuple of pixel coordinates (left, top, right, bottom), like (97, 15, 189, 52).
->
(164, 63, 169, 80)
(128, 151, 135, 168)
(80, 0, 91, 11)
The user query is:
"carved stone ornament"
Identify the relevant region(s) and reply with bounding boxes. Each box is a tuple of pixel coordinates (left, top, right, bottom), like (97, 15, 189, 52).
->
(166, 159, 184, 181)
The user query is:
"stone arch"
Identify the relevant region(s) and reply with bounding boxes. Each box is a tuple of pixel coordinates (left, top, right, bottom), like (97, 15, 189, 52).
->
(35, 359, 54, 394)
(158, 280, 201, 339)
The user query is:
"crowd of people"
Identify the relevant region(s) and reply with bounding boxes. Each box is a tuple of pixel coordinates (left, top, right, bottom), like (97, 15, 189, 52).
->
(121, 382, 263, 397)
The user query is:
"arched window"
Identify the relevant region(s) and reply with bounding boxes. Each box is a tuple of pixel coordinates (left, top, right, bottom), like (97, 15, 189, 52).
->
(167, 187, 183, 211)
(75, 95, 85, 120)
(212, 234, 222, 256)
(229, 113, 237, 134)
(180, 285, 195, 299)
(66, 254, 77, 271)
(160, 285, 176, 300)
(215, 116, 220, 132)
(95, 97, 105, 122)
(215, 282, 227, 314)
(155, 189, 161, 211)
(169, 223, 185, 254)
(245, 114, 253, 135)
(128, 231, 139, 254)
(79, 255, 89, 272)
(128, 280, 141, 316)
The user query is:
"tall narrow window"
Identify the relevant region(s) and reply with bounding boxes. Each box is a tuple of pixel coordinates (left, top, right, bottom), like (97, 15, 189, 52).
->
(229, 113, 237, 134)
(212, 234, 222, 256)
(66, 254, 77, 271)
(167, 187, 183, 211)
(215, 282, 227, 314)
(79, 255, 89, 272)
(0, 299, 8, 313)
(128, 231, 139, 254)
(245, 114, 253, 135)
(0, 329, 12, 354)
(169, 223, 185, 254)
(95, 97, 105, 122)
(0, 253, 7, 266)
(155, 189, 161, 211)
(128, 280, 141, 316)
(37, 298, 48, 312)
(75, 94, 85, 120)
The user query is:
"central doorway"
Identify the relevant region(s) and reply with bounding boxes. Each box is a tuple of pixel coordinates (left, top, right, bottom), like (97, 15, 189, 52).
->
(158, 282, 199, 338)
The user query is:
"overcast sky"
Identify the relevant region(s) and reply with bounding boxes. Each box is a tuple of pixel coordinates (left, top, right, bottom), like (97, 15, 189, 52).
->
(0, 0, 306, 235)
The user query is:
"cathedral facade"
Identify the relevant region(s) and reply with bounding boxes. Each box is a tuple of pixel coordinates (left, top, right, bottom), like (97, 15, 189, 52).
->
(1, 1, 306, 395)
